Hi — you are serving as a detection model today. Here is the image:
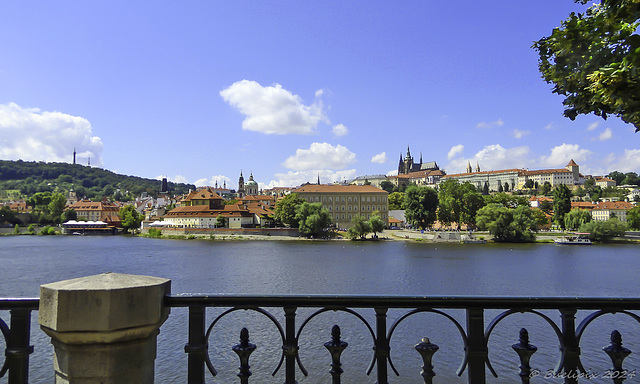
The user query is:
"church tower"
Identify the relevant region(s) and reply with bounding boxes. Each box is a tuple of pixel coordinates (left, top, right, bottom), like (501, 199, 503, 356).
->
(238, 171, 245, 198)
(466, 161, 472, 174)
(566, 159, 579, 181)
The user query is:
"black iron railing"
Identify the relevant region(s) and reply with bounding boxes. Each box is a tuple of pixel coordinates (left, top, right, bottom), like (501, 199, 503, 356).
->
(165, 295, 640, 384)
(2, 296, 640, 383)
(0, 298, 38, 384)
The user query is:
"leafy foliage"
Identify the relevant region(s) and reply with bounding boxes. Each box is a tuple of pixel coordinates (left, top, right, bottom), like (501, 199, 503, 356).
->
(294, 202, 331, 237)
(484, 193, 530, 208)
(533, 0, 640, 131)
(404, 185, 438, 229)
(579, 218, 628, 241)
(438, 180, 486, 229)
(476, 204, 537, 242)
(346, 215, 373, 239)
(119, 205, 142, 233)
(564, 208, 592, 230)
(553, 185, 572, 228)
(274, 193, 304, 228)
(388, 192, 404, 210)
(627, 206, 640, 230)
(0, 159, 194, 201)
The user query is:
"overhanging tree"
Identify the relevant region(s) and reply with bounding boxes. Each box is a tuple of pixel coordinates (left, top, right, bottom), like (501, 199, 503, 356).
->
(274, 193, 304, 228)
(533, 0, 640, 132)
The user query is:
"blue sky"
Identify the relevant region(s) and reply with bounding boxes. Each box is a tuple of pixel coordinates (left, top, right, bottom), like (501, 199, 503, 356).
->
(1, 1, 639, 190)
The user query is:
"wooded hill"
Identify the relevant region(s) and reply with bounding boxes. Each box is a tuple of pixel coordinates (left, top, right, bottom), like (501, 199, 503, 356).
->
(0, 160, 195, 201)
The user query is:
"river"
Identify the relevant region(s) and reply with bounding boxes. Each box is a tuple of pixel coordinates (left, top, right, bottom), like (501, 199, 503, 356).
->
(0, 236, 638, 383)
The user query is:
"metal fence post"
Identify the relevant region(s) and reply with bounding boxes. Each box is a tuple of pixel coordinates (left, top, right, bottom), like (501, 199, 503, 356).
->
(7, 309, 33, 384)
(560, 308, 580, 384)
(186, 305, 207, 384)
(374, 307, 389, 384)
(283, 306, 298, 384)
(466, 308, 487, 384)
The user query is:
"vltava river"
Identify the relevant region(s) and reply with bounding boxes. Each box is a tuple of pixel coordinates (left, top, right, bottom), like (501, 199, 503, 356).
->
(0, 236, 638, 383)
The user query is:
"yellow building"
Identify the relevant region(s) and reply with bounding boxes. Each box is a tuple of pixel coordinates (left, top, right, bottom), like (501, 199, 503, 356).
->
(294, 184, 389, 229)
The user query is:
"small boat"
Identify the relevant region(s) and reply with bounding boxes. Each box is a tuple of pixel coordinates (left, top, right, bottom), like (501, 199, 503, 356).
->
(554, 233, 592, 245)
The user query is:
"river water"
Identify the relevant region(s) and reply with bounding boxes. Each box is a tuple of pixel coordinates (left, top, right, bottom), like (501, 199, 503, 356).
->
(0, 236, 638, 383)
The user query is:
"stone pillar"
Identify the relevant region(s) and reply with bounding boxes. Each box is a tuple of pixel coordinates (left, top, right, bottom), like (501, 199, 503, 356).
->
(38, 273, 171, 384)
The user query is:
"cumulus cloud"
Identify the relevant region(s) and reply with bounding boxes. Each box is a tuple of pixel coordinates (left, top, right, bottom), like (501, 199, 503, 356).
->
(386, 169, 398, 176)
(0, 102, 103, 165)
(476, 119, 504, 129)
(512, 129, 530, 139)
(193, 175, 232, 188)
(332, 123, 348, 136)
(539, 144, 592, 168)
(609, 149, 640, 173)
(371, 152, 387, 164)
(446, 144, 531, 173)
(266, 169, 357, 188)
(544, 123, 555, 130)
(587, 122, 599, 131)
(598, 128, 612, 141)
(447, 144, 464, 160)
(220, 80, 328, 135)
(282, 142, 356, 171)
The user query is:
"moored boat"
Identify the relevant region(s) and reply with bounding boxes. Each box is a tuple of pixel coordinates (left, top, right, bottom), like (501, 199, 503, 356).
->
(554, 233, 592, 245)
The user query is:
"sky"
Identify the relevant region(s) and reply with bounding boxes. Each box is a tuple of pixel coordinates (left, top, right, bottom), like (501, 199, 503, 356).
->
(1, 1, 639, 191)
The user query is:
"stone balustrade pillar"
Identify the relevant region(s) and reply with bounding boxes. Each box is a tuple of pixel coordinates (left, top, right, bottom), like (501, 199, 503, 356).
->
(38, 273, 171, 384)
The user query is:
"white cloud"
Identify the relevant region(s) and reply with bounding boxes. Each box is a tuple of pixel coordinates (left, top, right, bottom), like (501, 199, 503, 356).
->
(512, 129, 530, 139)
(386, 169, 398, 176)
(539, 144, 592, 168)
(194, 175, 231, 188)
(332, 123, 348, 136)
(268, 169, 357, 187)
(446, 144, 531, 173)
(609, 149, 640, 173)
(220, 80, 328, 135)
(599, 128, 613, 141)
(447, 144, 464, 160)
(0, 102, 103, 165)
(544, 123, 555, 130)
(282, 142, 356, 171)
(476, 119, 504, 129)
(371, 152, 387, 164)
(587, 122, 600, 131)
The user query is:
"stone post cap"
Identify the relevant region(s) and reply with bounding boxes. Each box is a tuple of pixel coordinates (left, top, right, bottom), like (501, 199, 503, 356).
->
(39, 273, 171, 333)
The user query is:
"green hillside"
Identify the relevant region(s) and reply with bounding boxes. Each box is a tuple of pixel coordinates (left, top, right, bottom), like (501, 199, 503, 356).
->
(0, 160, 195, 201)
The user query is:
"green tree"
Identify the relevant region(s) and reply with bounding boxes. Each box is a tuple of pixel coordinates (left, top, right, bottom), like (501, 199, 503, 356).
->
(118, 205, 142, 233)
(482, 181, 489, 195)
(369, 215, 385, 237)
(476, 204, 537, 242)
(579, 218, 628, 241)
(388, 192, 404, 210)
(524, 179, 535, 189)
(541, 182, 552, 195)
(380, 181, 395, 193)
(404, 185, 438, 229)
(346, 215, 372, 240)
(539, 200, 554, 215)
(48, 193, 67, 224)
(61, 208, 78, 222)
(622, 172, 640, 186)
(484, 192, 530, 208)
(438, 180, 485, 228)
(0, 206, 18, 225)
(553, 184, 572, 229)
(533, 0, 640, 132)
(627, 206, 640, 230)
(584, 178, 596, 188)
(607, 171, 626, 185)
(27, 224, 36, 235)
(216, 214, 227, 228)
(13, 224, 20, 235)
(274, 193, 304, 228)
(564, 208, 592, 230)
(497, 180, 503, 193)
(295, 202, 331, 237)
(531, 208, 550, 229)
